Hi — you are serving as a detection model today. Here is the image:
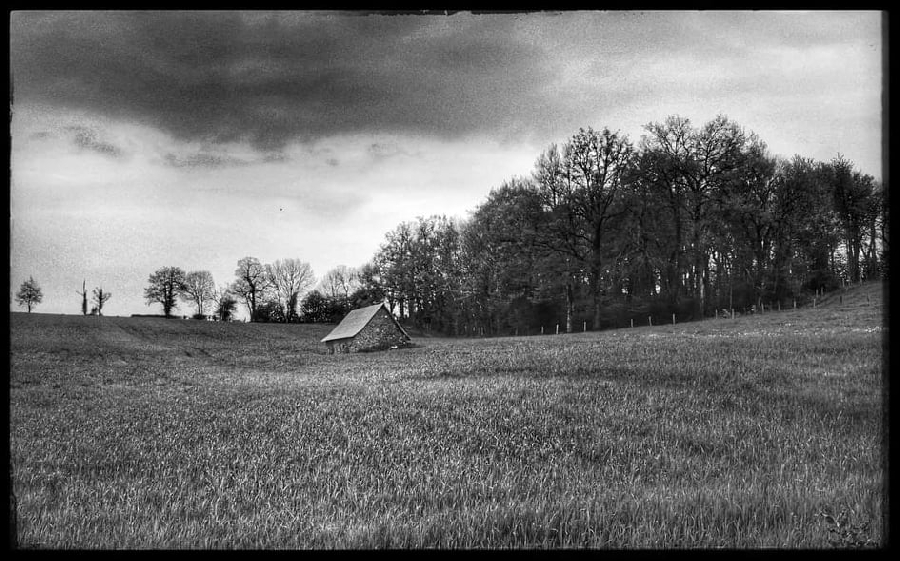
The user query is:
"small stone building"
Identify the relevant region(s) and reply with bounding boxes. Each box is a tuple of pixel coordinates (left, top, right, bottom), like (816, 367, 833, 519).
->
(321, 303, 411, 354)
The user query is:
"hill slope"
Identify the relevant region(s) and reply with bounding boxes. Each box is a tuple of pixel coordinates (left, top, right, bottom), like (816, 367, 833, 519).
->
(9, 283, 884, 548)
(9, 280, 885, 358)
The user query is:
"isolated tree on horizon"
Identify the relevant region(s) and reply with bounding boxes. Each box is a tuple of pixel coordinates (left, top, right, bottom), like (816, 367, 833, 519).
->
(145, 267, 186, 318)
(15, 276, 43, 313)
(92, 286, 112, 316)
(180, 270, 216, 318)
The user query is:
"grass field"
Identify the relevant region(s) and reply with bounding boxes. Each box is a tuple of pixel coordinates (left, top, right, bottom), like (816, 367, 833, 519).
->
(9, 282, 886, 548)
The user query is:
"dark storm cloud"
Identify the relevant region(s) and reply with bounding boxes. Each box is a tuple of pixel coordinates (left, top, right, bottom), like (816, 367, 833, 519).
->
(9, 11, 557, 151)
(10, 11, 879, 152)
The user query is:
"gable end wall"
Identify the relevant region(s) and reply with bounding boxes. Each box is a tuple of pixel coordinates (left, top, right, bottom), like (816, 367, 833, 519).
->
(348, 308, 409, 352)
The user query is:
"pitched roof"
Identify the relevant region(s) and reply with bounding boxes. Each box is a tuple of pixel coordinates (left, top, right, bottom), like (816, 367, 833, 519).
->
(320, 303, 408, 343)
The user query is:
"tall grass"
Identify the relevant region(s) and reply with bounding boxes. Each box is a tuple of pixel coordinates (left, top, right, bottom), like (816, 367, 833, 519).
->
(9, 291, 885, 548)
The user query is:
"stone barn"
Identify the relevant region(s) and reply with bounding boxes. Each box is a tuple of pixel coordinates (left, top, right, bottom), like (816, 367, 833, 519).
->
(321, 303, 411, 354)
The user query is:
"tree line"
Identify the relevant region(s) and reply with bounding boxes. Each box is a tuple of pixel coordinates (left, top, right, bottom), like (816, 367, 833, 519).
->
(14, 260, 375, 322)
(15, 114, 885, 331)
(141, 258, 378, 322)
(358, 114, 886, 336)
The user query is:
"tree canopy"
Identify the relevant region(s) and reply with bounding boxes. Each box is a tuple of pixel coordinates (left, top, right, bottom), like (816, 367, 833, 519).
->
(144, 267, 186, 318)
(16, 277, 43, 313)
(364, 114, 884, 335)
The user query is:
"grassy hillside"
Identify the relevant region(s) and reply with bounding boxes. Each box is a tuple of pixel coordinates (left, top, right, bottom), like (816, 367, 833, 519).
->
(9, 283, 886, 548)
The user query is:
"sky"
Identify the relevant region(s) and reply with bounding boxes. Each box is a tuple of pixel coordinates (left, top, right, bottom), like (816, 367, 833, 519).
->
(9, 10, 885, 318)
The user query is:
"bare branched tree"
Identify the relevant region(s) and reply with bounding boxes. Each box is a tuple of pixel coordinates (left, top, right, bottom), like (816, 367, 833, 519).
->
(92, 286, 112, 315)
(266, 258, 316, 322)
(180, 270, 216, 317)
(231, 257, 270, 321)
(319, 265, 361, 299)
(76, 279, 88, 316)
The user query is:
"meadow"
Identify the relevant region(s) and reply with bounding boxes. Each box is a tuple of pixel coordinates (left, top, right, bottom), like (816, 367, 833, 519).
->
(9, 282, 886, 548)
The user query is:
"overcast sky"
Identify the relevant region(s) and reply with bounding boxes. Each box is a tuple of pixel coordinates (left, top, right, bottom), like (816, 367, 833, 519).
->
(9, 10, 884, 318)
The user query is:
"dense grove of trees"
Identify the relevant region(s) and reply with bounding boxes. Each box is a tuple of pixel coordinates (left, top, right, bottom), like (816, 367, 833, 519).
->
(361, 115, 886, 336)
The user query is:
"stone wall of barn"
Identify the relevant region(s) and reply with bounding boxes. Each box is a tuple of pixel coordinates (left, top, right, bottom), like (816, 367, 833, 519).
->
(349, 308, 409, 352)
(324, 307, 410, 354)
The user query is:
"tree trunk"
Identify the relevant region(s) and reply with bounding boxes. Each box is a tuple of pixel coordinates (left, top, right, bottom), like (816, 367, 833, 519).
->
(669, 205, 683, 305)
(691, 228, 705, 319)
(590, 264, 603, 332)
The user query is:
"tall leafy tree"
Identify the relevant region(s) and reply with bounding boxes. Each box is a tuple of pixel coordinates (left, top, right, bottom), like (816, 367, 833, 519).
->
(715, 138, 779, 309)
(827, 155, 880, 283)
(144, 267, 186, 318)
(351, 261, 386, 309)
(180, 270, 216, 318)
(533, 127, 635, 330)
(374, 222, 416, 318)
(862, 179, 885, 280)
(533, 141, 585, 332)
(417, 215, 464, 333)
(372, 216, 467, 332)
(231, 256, 270, 322)
(616, 150, 675, 303)
(92, 286, 112, 316)
(15, 276, 43, 313)
(267, 258, 316, 323)
(765, 155, 836, 304)
(461, 178, 557, 334)
(641, 115, 751, 317)
(299, 289, 350, 323)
